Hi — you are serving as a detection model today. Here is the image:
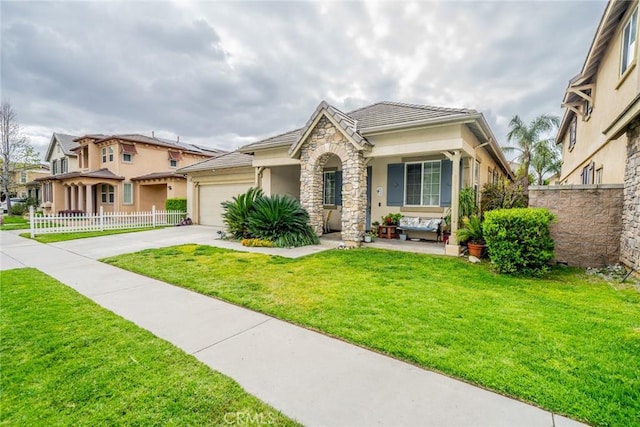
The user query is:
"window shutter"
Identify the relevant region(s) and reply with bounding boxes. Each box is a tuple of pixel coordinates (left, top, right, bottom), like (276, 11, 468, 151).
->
(440, 159, 452, 207)
(387, 163, 404, 206)
(335, 170, 343, 206)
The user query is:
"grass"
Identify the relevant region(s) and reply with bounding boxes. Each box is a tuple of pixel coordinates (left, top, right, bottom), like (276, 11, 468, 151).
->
(103, 246, 640, 427)
(19, 227, 161, 243)
(0, 268, 299, 426)
(0, 215, 29, 230)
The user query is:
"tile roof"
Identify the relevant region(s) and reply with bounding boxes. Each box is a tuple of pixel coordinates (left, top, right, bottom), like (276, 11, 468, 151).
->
(240, 101, 477, 152)
(54, 133, 81, 155)
(130, 172, 186, 181)
(44, 133, 81, 161)
(74, 134, 220, 156)
(34, 168, 124, 181)
(177, 151, 253, 173)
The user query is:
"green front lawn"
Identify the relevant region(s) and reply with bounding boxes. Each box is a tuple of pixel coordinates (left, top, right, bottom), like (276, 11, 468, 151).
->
(20, 227, 161, 243)
(0, 268, 298, 426)
(103, 246, 640, 427)
(0, 215, 29, 230)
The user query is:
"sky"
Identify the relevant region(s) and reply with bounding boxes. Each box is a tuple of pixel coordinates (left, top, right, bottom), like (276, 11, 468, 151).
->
(1, 0, 607, 160)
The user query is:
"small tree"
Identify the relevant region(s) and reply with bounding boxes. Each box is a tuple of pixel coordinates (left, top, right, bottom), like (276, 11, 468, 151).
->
(503, 114, 559, 190)
(530, 138, 562, 185)
(0, 101, 39, 215)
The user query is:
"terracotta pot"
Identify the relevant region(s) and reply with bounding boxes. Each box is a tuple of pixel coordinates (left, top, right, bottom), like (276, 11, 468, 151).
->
(467, 242, 486, 258)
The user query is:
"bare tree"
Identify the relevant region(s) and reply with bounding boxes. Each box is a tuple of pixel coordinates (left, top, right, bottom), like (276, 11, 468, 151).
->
(1, 101, 38, 215)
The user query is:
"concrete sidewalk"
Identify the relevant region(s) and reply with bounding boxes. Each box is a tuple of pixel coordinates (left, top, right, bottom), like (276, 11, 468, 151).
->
(0, 229, 585, 426)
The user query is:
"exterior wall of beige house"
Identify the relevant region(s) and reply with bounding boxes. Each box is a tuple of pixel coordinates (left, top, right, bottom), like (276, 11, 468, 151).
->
(37, 134, 218, 214)
(555, 0, 639, 271)
(557, 1, 639, 185)
(182, 101, 513, 254)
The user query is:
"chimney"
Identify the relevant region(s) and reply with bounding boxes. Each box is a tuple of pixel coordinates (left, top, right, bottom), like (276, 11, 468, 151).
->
(152, 131, 155, 138)
(177, 136, 180, 142)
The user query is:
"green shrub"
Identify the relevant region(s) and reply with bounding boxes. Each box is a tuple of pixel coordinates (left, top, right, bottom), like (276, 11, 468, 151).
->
(9, 203, 27, 216)
(483, 208, 555, 276)
(480, 180, 527, 214)
(247, 194, 319, 248)
(165, 198, 187, 212)
(222, 188, 263, 239)
(458, 187, 478, 219)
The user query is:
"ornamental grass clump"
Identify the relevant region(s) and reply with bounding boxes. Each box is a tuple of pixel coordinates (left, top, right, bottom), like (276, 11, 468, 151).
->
(483, 208, 555, 276)
(222, 189, 318, 248)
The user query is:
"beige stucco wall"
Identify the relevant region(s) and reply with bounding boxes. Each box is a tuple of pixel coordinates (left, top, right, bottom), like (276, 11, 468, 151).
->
(560, 4, 639, 184)
(265, 165, 301, 199)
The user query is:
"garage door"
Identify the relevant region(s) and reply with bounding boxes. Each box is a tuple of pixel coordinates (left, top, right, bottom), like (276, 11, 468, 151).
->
(198, 183, 252, 227)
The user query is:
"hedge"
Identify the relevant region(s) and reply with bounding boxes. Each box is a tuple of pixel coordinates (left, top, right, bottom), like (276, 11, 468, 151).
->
(165, 198, 187, 212)
(483, 208, 555, 276)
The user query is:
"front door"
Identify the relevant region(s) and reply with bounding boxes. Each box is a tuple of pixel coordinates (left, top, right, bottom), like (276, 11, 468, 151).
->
(366, 166, 372, 231)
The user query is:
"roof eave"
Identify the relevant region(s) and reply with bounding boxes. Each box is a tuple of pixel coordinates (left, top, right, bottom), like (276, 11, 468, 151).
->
(359, 113, 475, 135)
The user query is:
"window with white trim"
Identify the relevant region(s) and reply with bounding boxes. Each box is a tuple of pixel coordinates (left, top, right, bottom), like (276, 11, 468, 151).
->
(405, 161, 441, 206)
(123, 153, 133, 162)
(568, 117, 577, 151)
(323, 171, 336, 205)
(102, 146, 114, 163)
(169, 159, 178, 168)
(123, 183, 133, 204)
(52, 159, 59, 175)
(20, 171, 27, 183)
(61, 158, 67, 173)
(595, 167, 603, 185)
(101, 184, 115, 204)
(621, 8, 638, 75)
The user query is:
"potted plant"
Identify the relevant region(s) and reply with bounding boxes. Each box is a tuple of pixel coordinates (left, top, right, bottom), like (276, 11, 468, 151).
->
(381, 213, 402, 226)
(364, 230, 377, 243)
(456, 214, 486, 258)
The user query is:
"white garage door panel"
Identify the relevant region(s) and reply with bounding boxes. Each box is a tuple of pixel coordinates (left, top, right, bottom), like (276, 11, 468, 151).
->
(199, 183, 252, 227)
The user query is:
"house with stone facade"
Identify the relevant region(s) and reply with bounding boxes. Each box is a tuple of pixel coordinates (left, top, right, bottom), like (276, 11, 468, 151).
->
(36, 133, 223, 214)
(182, 101, 513, 254)
(537, 0, 639, 271)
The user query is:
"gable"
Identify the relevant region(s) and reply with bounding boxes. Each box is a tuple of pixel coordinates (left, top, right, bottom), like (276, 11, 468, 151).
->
(289, 101, 369, 158)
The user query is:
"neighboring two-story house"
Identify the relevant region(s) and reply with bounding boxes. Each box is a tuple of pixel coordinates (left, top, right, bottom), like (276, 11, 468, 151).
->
(555, 0, 639, 271)
(13, 163, 50, 201)
(37, 133, 222, 214)
(556, 0, 639, 185)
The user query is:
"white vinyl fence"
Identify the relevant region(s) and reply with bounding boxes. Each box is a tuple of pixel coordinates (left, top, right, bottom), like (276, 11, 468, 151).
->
(29, 206, 186, 238)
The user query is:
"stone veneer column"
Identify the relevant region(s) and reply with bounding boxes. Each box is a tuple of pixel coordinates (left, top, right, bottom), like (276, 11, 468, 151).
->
(299, 117, 367, 247)
(620, 118, 640, 271)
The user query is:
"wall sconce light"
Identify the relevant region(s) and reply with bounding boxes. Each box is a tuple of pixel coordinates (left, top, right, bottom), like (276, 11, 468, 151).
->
(168, 185, 172, 190)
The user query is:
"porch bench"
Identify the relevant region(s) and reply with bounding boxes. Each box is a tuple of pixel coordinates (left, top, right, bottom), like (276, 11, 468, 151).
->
(397, 217, 443, 242)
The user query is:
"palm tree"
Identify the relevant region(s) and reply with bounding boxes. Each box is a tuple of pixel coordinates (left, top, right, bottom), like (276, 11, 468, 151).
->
(530, 138, 562, 185)
(504, 114, 560, 188)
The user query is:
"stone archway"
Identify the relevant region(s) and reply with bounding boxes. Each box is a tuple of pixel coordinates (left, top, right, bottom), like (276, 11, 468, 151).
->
(299, 116, 367, 246)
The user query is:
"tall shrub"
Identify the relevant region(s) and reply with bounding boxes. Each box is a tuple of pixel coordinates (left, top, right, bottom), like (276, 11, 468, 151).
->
(483, 208, 555, 276)
(165, 198, 187, 212)
(247, 194, 319, 248)
(480, 180, 527, 214)
(221, 187, 263, 239)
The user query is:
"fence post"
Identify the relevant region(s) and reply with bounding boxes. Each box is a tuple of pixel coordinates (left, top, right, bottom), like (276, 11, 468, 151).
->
(152, 205, 156, 228)
(99, 206, 104, 231)
(30, 206, 35, 238)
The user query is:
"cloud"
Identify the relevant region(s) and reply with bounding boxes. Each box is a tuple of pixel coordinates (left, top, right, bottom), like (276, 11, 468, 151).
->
(1, 0, 606, 158)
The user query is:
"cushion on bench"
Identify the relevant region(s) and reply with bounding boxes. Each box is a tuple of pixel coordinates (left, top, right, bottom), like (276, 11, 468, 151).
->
(398, 217, 442, 232)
